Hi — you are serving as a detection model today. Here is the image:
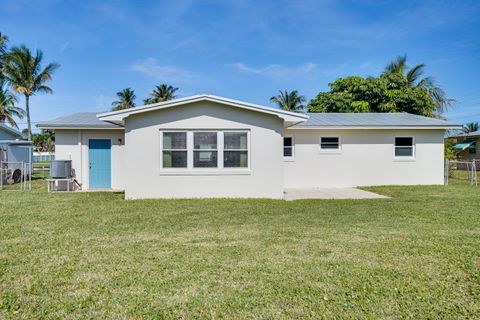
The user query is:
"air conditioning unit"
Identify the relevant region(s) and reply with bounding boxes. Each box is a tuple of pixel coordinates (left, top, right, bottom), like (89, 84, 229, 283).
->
(50, 160, 72, 178)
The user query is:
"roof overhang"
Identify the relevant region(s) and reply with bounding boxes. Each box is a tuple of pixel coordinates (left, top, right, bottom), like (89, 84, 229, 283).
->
(0, 124, 25, 139)
(289, 125, 463, 130)
(97, 94, 309, 127)
(0, 140, 33, 145)
(36, 126, 124, 130)
(450, 132, 480, 138)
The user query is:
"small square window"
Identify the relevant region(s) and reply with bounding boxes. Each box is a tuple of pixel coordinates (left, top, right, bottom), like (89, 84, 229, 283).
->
(395, 137, 414, 157)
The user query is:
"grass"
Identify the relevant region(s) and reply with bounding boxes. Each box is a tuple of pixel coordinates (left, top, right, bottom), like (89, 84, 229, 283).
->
(32, 161, 50, 169)
(0, 177, 479, 319)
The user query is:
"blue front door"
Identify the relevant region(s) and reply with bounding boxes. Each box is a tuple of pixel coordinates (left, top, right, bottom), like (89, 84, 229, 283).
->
(89, 139, 111, 189)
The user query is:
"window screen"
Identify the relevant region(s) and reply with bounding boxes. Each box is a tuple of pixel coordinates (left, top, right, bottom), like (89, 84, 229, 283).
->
(224, 132, 248, 168)
(162, 132, 187, 168)
(193, 132, 218, 168)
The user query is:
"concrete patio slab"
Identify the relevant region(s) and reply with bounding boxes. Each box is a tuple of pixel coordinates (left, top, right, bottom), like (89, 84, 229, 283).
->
(284, 187, 388, 200)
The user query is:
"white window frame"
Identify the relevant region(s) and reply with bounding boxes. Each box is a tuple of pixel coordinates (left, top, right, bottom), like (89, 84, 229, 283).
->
(159, 131, 189, 170)
(159, 130, 251, 175)
(393, 136, 415, 161)
(223, 131, 250, 169)
(283, 136, 295, 161)
(193, 131, 219, 169)
(319, 136, 341, 154)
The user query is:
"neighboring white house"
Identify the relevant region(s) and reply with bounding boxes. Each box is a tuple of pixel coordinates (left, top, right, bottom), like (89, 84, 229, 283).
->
(0, 123, 25, 140)
(0, 124, 33, 184)
(37, 94, 461, 199)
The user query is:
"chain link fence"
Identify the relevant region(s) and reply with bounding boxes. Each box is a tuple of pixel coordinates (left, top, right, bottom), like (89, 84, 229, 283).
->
(445, 159, 478, 186)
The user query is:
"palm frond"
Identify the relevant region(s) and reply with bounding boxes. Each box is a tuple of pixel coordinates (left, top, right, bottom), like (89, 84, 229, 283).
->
(463, 122, 479, 133)
(0, 82, 23, 128)
(1, 45, 59, 139)
(384, 54, 408, 74)
(406, 63, 425, 86)
(111, 88, 136, 111)
(144, 83, 178, 104)
(270, 90, 305, 112)
(0, 32, 9, 54)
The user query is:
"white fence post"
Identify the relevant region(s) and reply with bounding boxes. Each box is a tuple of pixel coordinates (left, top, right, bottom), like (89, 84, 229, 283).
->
(444, 159, 449, 185)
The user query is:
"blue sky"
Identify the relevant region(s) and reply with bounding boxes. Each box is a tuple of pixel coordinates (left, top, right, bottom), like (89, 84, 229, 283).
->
(1, 0, 480, 131)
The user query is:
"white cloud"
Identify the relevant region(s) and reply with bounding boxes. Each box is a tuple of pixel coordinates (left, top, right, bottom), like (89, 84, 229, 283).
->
(131, 58, 196, 83)
(231, 62, 316, 79)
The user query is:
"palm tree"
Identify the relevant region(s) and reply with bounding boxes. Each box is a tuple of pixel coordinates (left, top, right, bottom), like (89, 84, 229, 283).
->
(0, 81, 24, 128)
(0, 33, 9, 80)
(463, 122, 479, 134)
(111, 88, 136, 111)
(270, 90, 306, 112)
(2, 45, 60, 140)
(143, 84, 178, 104)
(0, 32, 8, 60)
(384, 55, 455, 114)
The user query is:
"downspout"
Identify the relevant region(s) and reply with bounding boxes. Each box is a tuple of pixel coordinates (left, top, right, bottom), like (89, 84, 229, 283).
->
(78, 129, 82, 184)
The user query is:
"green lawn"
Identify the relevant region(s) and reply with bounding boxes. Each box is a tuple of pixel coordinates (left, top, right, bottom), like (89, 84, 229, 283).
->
(0, 179, 479, 319)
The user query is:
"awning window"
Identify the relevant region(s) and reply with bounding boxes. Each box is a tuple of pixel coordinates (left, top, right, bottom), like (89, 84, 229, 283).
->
(451, 141, 475, 150)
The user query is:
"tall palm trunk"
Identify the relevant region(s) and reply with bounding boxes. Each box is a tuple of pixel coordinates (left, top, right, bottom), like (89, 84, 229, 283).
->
(25, 94, 32, 140)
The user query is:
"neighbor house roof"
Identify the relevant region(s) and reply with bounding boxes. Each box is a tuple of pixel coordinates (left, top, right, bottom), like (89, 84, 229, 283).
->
(453, 130, 480, 138)
(292, 113, 461, 129)
(37, 112, 122, 129)
(97, 94, 309, 126)
(0, 123, 25, 139)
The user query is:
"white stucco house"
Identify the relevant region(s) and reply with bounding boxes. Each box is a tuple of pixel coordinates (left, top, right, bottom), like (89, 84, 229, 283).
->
(37, 95, 461, 199)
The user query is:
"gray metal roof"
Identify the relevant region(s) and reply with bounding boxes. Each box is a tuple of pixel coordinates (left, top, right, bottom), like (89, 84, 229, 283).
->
(457, 130, 480, 137)
(36, 112, 122, 129)
(37, 110, 461, 130)
(293, 113, 461, 128)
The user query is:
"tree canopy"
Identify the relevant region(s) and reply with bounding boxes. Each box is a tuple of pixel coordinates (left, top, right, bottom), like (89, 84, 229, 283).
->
(308, 55, 454, 117)
(2, 45, 59, 140)
(0, 80, 24, 128)
(143, 84, 178, 104)
(31, 130, 55, 152)
(463, 122, 479, 133)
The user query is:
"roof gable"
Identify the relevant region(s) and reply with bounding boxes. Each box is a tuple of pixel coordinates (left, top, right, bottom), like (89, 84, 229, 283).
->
(97, 94, 309, 126)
